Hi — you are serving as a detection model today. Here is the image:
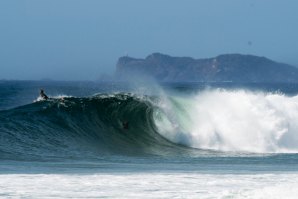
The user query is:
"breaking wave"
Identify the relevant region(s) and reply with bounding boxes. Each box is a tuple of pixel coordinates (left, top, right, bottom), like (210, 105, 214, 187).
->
(1, 89, 298, 160)
(156, 90, 298, 153)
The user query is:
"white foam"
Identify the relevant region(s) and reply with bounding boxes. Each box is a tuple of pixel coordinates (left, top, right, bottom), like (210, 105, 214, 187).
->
(34, 95, 73, 102)
(154, 89, 298, 153)
(50, 94, 73, 99)
(1, 173, 297, 198)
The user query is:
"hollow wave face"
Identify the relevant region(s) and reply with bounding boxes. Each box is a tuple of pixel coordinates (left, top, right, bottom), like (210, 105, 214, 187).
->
(0, 94, 177, 160)
(1, 90, 298, 161)
(154, 89, 298, 153)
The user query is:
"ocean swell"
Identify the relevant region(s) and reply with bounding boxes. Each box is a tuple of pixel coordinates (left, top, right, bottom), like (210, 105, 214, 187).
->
(0, 93, 175, 160)
(1, 90, 298, 161)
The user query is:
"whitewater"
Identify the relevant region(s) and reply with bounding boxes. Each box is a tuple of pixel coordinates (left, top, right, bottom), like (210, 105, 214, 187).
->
(1, 173, 298, 198)
(155, 89, 298, 153)
(1, 81, 298, 198)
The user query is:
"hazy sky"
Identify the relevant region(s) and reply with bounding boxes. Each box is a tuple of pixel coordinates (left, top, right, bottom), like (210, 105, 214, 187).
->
(1, 0, 298, 80)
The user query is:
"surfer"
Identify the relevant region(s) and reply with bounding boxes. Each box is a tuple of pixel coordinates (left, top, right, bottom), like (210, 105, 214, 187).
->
(39, 89, 49, 100)
(122, 121, 129, 130)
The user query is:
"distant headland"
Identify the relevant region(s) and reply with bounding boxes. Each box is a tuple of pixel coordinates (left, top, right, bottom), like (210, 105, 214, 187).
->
(115, 53, 298, 82)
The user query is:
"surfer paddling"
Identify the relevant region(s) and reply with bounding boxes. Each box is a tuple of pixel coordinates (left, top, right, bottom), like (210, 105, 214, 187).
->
(39, 89, 49, 100)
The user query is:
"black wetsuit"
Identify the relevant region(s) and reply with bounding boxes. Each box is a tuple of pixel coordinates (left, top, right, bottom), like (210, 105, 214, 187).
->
(40, 91, 48, 100)
(122, 121, 129, 129)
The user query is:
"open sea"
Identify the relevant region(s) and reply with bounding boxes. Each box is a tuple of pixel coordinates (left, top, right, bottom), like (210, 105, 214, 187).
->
(1, 80, 298, 198)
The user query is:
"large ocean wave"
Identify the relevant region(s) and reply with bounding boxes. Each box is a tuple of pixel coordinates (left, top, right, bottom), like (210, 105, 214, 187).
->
(1, 90, 298, 160)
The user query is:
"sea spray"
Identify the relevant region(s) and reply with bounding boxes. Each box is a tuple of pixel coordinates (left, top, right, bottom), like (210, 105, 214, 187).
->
(154, 89, 298, 153)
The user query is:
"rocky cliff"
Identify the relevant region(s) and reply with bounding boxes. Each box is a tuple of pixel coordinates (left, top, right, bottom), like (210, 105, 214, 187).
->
(115, 53, 298, 82)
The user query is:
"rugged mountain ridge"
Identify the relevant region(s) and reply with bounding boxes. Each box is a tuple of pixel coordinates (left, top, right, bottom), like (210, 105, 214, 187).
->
(115, 53, 298, 82)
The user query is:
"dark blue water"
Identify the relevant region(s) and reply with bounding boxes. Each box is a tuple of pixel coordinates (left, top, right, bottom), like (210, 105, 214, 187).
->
(1, 80, 298, 174)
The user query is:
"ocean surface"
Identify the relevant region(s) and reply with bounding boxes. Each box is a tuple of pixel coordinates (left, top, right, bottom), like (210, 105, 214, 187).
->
(1, 80, 298, 198)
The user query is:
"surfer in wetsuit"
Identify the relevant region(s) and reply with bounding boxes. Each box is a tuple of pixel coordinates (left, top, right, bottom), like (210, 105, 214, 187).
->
(122, 121, 129, 130)
(40, 89, 49, 100)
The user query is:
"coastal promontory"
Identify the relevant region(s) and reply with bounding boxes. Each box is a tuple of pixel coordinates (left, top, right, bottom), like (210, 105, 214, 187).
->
(115, 53, 298, 82)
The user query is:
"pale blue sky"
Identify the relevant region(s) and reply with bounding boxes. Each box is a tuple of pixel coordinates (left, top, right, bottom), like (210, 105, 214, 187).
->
(1, 0, 298, 80)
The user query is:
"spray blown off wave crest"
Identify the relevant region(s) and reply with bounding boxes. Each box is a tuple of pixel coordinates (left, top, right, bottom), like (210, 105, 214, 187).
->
(155, 89, 298, 153)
